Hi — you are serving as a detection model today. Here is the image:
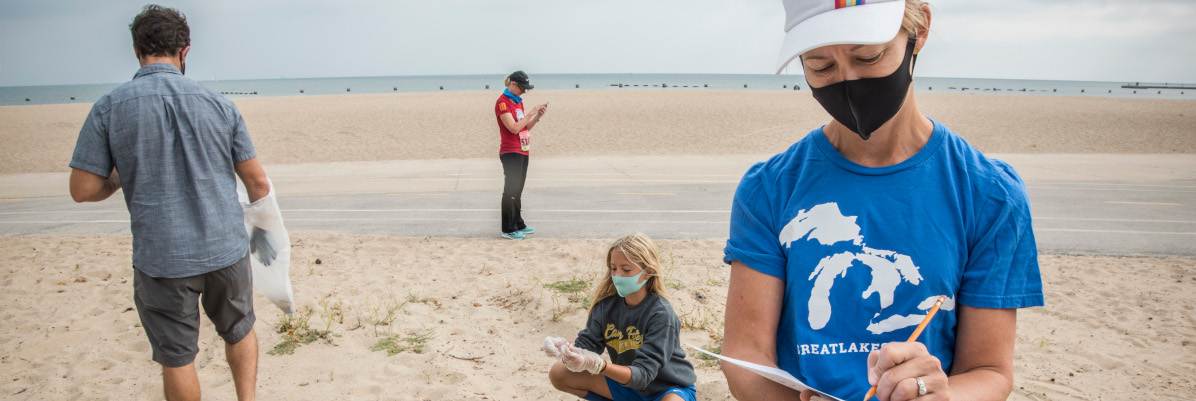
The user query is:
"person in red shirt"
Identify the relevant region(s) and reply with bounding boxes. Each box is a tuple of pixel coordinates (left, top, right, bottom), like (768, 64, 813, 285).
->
(495, 70, 547, 239)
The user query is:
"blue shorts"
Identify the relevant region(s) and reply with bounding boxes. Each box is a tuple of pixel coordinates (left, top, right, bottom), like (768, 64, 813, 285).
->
(604, 377, 697, 401)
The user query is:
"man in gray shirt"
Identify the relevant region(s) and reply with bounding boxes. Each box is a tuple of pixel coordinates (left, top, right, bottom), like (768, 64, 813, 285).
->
(69, 5, 270, 401)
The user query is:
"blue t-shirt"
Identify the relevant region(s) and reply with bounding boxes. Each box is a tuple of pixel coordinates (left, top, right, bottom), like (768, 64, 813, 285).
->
(723, 119, 1044, 399)
(70, 64, 257, 278)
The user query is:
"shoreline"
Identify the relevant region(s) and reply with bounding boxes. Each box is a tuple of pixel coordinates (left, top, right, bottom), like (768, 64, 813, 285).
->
(5, 72, 1195, 105)
(5, 86, 1195, 109)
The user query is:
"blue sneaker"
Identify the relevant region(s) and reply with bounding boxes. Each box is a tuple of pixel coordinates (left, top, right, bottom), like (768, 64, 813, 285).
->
(518, 227, 535, 234)
(502, 231, 526, 240)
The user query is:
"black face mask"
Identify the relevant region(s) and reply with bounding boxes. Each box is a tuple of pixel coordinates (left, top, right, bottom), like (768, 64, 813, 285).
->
(807, 37, 917, 140)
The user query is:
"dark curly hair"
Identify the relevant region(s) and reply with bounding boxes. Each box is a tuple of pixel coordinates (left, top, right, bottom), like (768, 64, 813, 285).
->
(129, 4, 190, 58)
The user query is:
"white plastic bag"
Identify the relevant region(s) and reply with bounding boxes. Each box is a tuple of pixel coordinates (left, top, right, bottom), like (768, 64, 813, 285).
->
(239, 179, 295, 317)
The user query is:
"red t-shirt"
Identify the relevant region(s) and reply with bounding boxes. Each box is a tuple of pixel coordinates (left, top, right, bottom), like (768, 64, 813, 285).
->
(495, 94, 529, 155)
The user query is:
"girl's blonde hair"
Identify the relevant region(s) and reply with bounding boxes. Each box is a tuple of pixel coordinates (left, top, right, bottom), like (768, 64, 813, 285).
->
(503, 75, 511, 87)
(589, 233, 668, 312)
(901, 0, 930, 40)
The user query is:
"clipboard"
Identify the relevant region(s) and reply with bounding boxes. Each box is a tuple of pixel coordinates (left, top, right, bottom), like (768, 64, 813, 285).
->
(685, 344, 844, 401)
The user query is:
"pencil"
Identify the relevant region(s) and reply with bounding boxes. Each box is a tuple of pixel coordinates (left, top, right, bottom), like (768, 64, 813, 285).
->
(861, 295, 947, 401)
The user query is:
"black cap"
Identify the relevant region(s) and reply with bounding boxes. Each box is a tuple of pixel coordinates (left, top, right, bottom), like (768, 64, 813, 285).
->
(509, 70, 533, 90)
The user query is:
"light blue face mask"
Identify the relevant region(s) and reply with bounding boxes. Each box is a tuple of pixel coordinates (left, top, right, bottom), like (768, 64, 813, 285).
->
(611, 271, 647, 298)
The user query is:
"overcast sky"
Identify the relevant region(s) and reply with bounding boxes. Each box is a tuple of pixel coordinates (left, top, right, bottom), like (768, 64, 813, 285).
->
(1, 0, 1194, 86)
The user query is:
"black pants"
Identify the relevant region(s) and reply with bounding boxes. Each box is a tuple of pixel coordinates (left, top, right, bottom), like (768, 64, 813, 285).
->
(500, 153, 529, 233)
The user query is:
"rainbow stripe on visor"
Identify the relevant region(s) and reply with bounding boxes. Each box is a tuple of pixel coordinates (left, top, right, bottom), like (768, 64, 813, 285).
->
(836, 0, 864, 8)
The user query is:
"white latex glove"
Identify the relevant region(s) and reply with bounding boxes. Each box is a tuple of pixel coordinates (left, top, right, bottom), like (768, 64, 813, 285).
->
(561, 343, 604, 374)
(543, 337, 568, 358)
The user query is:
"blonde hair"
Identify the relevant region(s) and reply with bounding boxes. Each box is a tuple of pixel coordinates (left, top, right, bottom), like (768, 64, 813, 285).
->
(589, 233, 668, 312)
(503, 75, 511, 87)
(901, 0, 930, 39)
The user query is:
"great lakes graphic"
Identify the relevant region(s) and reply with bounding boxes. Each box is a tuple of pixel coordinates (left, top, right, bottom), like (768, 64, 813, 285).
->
(778, 202, 954, 335)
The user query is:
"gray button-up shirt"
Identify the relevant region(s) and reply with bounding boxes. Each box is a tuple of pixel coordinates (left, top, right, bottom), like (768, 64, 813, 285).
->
(70, 63, 257, 278)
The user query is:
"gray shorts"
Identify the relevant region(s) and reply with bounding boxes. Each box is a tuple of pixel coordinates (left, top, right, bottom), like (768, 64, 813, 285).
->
(134, 254, 256, 367)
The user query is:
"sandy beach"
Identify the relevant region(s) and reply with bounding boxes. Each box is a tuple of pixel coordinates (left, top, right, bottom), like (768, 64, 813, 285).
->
(2, 90, 1195, 174)
(1, 90, 1195, 400)
(1, 234, 1193, 400)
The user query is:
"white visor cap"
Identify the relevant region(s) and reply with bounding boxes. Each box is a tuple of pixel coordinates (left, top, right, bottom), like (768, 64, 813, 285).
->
(776, 0, 906, 74)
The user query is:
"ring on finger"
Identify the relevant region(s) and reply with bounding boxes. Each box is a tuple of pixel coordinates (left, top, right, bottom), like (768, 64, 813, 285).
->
(915, 377, 927, 397)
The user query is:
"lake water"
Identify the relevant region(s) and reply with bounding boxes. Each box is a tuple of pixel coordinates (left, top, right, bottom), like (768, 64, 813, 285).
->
(2, 73, 1192, 107)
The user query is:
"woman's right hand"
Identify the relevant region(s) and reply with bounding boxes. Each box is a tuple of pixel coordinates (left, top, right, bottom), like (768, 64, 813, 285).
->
(561, 343, 604, 374)
(867, 342, 949, 401)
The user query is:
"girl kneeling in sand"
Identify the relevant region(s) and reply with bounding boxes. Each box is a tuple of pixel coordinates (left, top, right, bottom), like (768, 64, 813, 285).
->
(545, 233, 697, 401)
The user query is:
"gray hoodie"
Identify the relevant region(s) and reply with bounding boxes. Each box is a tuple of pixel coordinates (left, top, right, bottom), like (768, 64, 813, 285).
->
(574, 293, 697, 395)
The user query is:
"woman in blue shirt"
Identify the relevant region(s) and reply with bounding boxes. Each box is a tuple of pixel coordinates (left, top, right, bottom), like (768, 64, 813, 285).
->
(720, 1, 1044, 400)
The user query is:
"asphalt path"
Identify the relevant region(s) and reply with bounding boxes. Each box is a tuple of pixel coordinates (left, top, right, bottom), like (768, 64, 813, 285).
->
(2, 155, 1194, 257)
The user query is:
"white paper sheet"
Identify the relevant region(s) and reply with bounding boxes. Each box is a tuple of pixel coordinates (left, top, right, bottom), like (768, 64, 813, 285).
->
(685, 344, 844, 401)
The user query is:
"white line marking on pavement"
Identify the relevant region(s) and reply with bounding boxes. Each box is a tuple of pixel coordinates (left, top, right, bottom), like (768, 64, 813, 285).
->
(0, 209, 727, 214)
(1037, 228, 1196, 235)
(1034, 217, 1196, 224)
(1031, 182, 1196, 189)
(0, 220, 131, 223)
(1026, 185, 1196, 193)
(283, 218, 726, 224)
(285, 178, 740, 184)
(1103, 201, 1182, 206)
(457, 173, 744, 178)
(0, 219, 726, 224)
(282, 209, 730, 213)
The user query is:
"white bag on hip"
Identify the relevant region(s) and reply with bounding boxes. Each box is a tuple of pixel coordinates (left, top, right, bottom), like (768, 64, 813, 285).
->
(238, 179, 295, 317)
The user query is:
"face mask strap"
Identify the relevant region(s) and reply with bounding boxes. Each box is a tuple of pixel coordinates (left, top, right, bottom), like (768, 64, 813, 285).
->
(907, 36, 919, 76)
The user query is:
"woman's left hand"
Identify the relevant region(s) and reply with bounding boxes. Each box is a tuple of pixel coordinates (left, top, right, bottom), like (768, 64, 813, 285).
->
(543, 337, 568, 358)
(867, 342, 949, 400)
